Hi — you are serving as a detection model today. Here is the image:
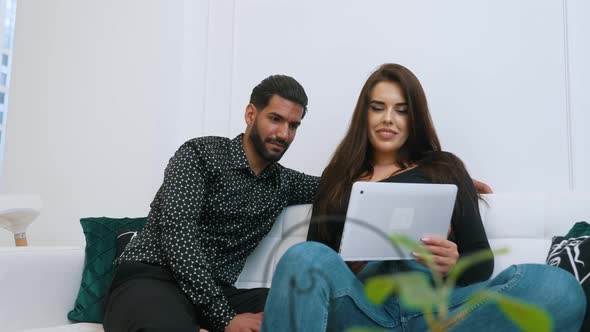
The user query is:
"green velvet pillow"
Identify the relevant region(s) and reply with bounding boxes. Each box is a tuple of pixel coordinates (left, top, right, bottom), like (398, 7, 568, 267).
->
(68, 217, 147, 323)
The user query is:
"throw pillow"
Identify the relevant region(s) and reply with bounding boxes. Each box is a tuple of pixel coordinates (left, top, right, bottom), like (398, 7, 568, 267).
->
(546, 221, 590, 331)
(68, 216, 147, 323)
(115, 228, 141, 260)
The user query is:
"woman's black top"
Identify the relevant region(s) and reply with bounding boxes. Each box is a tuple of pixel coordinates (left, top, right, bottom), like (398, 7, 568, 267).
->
(307, 166, 494, 285)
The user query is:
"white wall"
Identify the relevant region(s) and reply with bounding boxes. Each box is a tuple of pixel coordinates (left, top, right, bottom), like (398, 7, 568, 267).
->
(568, 0, 590, 190)
(0, 0, 208, 245)
(1, 0, 588, 246)
(230, 0, 574, 192)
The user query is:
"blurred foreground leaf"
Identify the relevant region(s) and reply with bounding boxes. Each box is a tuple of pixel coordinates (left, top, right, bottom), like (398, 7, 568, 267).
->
(364, 275, 397, 305)
(389, 234, 433, 265)
(365, 272, 437, 311)
(345, 328, 388, 332)
(492, 292, 552, 332)
(446, 247, 509, 286)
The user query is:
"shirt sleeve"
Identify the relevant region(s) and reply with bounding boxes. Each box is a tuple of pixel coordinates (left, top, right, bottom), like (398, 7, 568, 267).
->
(284, 168, 320, 206)
(155, 142, 236, 331)
(447, 157, 494, 285)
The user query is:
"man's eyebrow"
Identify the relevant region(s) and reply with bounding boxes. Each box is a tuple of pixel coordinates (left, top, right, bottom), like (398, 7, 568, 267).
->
(269, 112, 301, 126)
(268, 112, 285, 119)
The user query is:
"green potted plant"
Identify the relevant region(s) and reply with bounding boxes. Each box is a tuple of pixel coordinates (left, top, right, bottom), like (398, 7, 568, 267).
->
(348, 235, 551, 332)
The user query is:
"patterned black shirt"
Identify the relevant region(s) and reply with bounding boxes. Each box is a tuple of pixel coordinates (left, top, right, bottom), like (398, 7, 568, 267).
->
(118, 134, 319, 331)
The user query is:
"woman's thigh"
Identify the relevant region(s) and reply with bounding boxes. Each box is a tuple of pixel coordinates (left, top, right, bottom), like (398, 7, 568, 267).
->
(264, 242, 404, 331)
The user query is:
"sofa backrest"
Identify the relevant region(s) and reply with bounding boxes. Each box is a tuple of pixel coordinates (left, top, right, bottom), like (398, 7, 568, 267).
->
(2, 192, 589, 331)
(235, 192, 590, 288)
(481, 192, 590, 278)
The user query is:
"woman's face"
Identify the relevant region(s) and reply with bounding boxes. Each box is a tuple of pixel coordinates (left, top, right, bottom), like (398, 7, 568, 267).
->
(366, 81, 410, 164)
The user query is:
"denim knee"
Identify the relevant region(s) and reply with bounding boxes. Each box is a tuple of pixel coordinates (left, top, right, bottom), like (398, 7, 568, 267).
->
(279, 241, 340, 270)
(271, 242, 344, 298)
(542, 265, 586, 321)
(517, 264, 586, 328)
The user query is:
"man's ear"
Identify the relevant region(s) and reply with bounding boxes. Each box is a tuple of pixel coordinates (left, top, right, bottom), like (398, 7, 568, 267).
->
(245, 103, 257, 126)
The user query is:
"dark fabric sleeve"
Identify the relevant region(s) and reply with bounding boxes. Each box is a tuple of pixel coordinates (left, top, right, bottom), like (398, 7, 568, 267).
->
(306, 213, 345, 252)
(156, 143, 236, 331)
(284, 168, 320, 206)
(446, 157, 494, 285)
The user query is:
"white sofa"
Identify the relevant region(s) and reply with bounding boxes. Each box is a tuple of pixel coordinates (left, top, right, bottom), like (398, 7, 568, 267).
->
(1, 192, 590, 332)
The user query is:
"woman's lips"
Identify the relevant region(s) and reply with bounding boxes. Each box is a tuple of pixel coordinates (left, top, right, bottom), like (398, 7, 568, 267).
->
(376, 129, 398, 139)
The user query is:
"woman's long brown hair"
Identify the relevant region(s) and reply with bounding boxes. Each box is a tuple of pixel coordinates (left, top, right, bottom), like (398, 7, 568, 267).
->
(312, 64, 480, 243)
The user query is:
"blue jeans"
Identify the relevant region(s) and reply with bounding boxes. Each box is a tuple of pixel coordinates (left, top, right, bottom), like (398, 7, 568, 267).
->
(261, 242, 586, 332)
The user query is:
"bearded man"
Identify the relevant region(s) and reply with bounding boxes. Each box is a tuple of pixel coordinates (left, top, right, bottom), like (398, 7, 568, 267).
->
(103, 75, 319, 332)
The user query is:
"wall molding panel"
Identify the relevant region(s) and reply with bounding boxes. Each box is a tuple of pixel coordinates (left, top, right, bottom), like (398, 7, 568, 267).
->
(0, 0, 587, 246)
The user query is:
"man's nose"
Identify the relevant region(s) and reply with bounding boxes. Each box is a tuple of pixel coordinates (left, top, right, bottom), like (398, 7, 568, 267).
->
(276, 123, 290, 139)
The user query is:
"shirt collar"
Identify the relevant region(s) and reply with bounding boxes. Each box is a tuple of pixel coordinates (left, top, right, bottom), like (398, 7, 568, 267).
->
(229, 134, 251, 170)
(229, 134, 279, 177)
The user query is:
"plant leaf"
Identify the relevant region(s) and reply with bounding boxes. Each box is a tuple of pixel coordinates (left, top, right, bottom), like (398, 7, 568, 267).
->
(446, 247, 509, 287)
(396, 272, 438, 311)
(446, 290, 551, 332)
(492, 292, 552, 332)
(345, 328, 389, 332)
(365, 272, 438, 310)
(364, 275, 397, 305)
(389, 234, 433, 265)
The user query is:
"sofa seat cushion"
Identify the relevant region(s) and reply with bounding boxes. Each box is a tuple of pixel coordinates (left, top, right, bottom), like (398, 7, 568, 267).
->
(21, 323, 103, 332)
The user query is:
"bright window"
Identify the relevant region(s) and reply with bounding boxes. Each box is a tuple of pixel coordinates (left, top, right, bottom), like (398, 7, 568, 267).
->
(0, 0, 16, 176)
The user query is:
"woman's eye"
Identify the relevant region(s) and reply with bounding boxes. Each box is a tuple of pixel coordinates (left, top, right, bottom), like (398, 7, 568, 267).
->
(397, 108, 408, 113)
(370, 106, 384, 111)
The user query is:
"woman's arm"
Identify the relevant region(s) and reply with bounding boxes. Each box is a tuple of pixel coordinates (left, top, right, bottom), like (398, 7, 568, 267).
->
(447, 153, 494, 285)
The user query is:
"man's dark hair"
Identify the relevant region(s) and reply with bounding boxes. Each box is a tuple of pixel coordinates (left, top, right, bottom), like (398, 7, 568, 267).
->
(249, 75, 308, 118)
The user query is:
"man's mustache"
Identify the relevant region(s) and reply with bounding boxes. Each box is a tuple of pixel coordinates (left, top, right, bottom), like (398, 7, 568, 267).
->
(266, 137, 289, 148)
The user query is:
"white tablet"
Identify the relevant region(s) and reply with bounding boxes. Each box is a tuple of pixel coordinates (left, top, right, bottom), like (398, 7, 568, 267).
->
(339, 182, 457, 261)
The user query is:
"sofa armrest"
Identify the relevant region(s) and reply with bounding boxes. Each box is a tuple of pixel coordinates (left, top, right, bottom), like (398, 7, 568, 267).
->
(0, 247, 84, 332)
(236, 204, 312, 288)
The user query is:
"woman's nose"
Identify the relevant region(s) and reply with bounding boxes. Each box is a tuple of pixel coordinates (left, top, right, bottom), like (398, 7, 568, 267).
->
(382, 109, 394, 124)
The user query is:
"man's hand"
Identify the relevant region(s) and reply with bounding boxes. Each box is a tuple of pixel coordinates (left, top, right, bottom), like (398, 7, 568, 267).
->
(472, 178, 493, 194)
(413, 236, 459, 275)
(225, 312, 263, 332)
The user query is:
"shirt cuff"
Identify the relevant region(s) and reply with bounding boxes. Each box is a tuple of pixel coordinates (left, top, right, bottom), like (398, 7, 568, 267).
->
(206, 300, 237, 332)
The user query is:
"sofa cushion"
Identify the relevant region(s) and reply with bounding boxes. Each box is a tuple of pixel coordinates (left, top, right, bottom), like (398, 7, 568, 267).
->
(21, 323, 104, 332)
(67, 217, 147, 323)
(546, 221, 590, 332)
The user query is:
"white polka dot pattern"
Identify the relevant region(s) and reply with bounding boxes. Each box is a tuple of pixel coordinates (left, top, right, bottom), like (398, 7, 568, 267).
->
(118, 134, 319, 331)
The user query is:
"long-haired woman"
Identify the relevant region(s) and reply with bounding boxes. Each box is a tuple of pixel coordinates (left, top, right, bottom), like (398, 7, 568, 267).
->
(261, 64, 585, 332)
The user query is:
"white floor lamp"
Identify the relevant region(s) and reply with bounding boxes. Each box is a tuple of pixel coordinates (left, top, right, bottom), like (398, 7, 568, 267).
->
(0, 195, 42, 246)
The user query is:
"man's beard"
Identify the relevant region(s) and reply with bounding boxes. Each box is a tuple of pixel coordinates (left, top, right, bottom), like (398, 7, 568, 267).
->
(249, 122, 290, 163)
